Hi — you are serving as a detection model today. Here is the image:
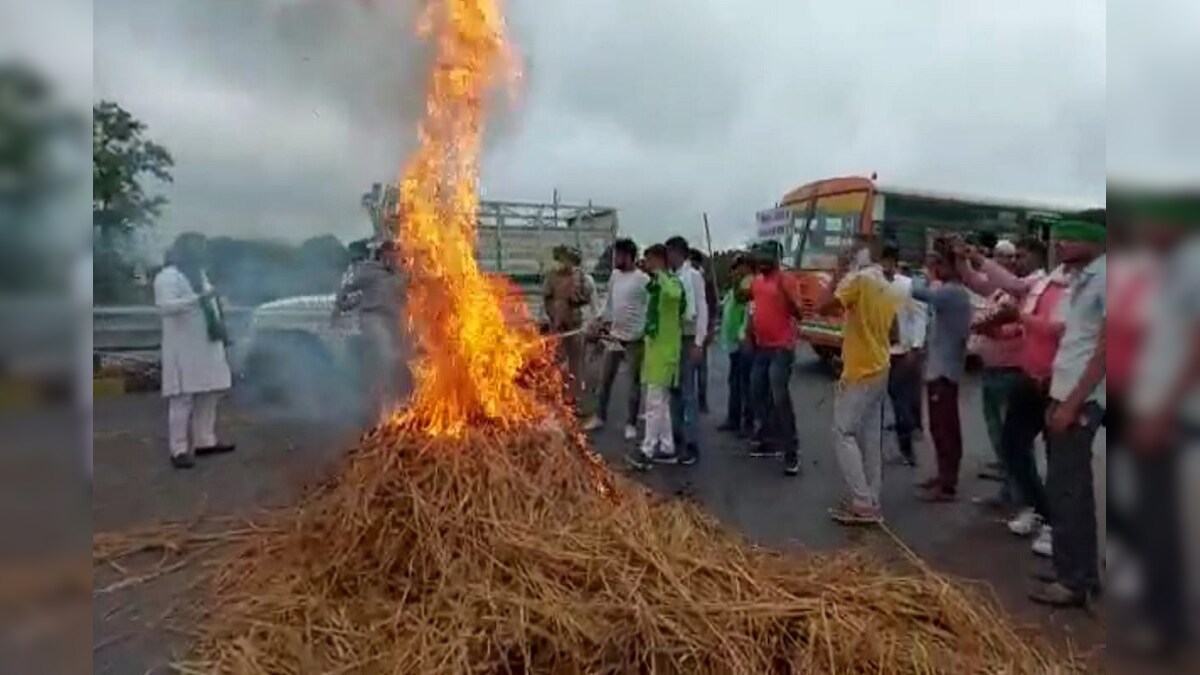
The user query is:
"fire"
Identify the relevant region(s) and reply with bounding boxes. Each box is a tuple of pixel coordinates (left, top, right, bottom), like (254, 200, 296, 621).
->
(393, 0, 555, 436)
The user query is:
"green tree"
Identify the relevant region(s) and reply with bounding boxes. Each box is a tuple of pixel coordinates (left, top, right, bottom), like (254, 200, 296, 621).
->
(0, 62, 86, 291)
(92, 100, 174, 303)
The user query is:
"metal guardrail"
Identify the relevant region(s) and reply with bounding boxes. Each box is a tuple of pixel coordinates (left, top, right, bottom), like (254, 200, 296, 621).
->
(92, 305, 256, 352)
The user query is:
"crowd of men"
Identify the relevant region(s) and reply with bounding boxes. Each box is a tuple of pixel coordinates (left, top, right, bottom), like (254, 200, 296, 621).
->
(150, 197, 1196, 659)
(547, 200, 1198, 660)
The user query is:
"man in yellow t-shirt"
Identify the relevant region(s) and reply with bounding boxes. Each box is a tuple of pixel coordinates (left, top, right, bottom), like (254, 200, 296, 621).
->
(816, 234, 903, 525)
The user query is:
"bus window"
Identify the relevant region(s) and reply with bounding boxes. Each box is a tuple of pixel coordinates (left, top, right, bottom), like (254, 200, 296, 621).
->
(794, 212, 860, 270)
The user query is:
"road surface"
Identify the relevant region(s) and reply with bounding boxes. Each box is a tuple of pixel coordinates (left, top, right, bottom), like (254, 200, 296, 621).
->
(88, 347, 1108, 673)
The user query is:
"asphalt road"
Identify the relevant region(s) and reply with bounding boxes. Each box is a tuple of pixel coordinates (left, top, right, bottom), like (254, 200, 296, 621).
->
(87, 346, 1109, 673)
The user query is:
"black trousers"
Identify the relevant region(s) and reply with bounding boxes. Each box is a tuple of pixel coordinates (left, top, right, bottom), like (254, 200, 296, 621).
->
(1045, 401, 1103, 596)
(1135, 443, 1188, 646)
(724, 348, 752, 432)
(1103, 396, 1135, 544)
(887, 354, 923, 461)
(1000, 374, 1052, 518)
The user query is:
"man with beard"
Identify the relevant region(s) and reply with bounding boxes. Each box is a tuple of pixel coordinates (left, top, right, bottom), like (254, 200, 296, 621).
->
(584, 238, 649, 440)
(1028, 217, 1108, 609)
(154, 233, 235, 469)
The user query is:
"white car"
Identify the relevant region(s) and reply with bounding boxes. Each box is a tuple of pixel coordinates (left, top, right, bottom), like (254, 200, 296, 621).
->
(232, 294, 362, 416)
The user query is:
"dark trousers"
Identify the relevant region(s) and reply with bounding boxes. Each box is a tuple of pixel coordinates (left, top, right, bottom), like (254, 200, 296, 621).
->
(696, 344, 710, 411)
(1135, 441, 1189, 647)
(724, 347, 752, 432)
(1045, 401, 1103, 596)
(592, 340, 643, 426)
(926, 378, 963, 492)
(1000, 374, 1052, 518)
(749, 348, 773, 440)
(1103, 396, 1133, 543)
(751, 347, 798, 459)
(887, 354, 923, 461)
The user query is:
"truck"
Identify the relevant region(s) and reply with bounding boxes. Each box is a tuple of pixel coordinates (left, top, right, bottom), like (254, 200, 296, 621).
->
(751, 175, 1092, 374)
(234, 188, 618, 413)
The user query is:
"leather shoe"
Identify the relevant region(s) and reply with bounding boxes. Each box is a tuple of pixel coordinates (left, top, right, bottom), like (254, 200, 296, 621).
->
(170, 453, 196, 469)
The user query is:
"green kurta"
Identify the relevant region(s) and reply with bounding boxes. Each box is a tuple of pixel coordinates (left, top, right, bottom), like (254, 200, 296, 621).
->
(641, 271, 685, 387)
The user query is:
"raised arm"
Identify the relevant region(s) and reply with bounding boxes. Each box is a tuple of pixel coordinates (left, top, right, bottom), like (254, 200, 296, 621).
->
(974, 257, 1036, 298)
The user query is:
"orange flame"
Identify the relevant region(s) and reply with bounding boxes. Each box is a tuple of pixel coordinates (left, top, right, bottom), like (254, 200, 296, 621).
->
(393, 0, 556, 437)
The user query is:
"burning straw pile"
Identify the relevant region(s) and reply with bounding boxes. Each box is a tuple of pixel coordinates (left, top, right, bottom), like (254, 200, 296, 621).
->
(180, 423, 1072, 674)
(176, 1, 1072, 672)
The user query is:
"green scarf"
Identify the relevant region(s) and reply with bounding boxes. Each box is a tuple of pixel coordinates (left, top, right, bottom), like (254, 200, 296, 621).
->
(201, 294, 230, 344)
(1051, 219, 1106, 243)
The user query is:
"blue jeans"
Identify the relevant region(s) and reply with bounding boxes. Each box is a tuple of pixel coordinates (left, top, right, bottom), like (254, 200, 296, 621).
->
(750, 346, 797, 459)
(670, 336, 702, 452)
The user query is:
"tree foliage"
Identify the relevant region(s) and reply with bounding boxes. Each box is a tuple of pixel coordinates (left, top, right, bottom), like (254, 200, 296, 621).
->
(92, 100, 174, 304)
(92, 100, 174, 235)
(0, 62, 86, 291)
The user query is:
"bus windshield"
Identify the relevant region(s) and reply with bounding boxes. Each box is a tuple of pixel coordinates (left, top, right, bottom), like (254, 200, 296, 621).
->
(789, 190, 872, 270)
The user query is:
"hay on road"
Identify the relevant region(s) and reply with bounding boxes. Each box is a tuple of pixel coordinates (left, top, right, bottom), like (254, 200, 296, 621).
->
(173, 424, 1073, 674)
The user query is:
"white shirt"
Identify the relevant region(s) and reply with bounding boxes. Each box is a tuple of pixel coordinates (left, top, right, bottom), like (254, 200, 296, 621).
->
(886, 273, 928, 355)
(1050, 256, 1107, 406)
(603, 268, 650, 341)
(675, 263, 707, 347)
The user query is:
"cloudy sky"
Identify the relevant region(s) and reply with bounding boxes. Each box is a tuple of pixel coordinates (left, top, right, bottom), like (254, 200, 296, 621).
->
(25, 0, 1198, 247)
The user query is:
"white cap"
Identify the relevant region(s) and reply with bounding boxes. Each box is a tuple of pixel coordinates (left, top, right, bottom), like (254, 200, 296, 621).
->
(994, 240, 1017, 256)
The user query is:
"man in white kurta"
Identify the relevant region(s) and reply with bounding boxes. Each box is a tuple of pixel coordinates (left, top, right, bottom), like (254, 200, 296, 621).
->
(154, 264, 234, 467)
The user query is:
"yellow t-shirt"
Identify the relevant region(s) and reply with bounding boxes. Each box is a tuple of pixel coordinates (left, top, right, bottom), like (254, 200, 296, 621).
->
(835, 267, 902, 382)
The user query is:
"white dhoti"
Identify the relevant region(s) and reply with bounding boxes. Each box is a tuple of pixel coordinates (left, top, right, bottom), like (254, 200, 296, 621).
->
(167, 391, 222, 458)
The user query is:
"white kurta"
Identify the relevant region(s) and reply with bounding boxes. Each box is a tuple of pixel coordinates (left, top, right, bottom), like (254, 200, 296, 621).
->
(154, 266, 232, 397)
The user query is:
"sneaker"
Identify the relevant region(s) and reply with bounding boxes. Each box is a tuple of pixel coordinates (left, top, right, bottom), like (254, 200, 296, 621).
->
(651, 450, 679, 465)
(1032, 526, 1053, 558)
(783, 454, 801, 476)
(623, 425, 638, 441)
(1007, 509, 1042, 537)
(679, 444, 699, 466)
(624, 449, 653, 471)
(582, 416, 604, 432)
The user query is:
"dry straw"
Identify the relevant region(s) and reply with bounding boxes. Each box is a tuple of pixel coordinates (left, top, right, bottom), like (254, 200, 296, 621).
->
(169, 423, 1074, 674)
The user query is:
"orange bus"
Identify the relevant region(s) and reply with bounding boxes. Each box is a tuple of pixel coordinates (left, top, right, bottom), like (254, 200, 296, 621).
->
(752, 176, 1091, 371)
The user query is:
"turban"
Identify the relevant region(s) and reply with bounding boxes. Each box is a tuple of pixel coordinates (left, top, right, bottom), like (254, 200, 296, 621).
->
(1051, 219, 1106, 243)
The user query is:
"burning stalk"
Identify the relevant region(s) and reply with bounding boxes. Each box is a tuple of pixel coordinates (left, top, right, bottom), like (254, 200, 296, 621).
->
(392, 0, 558, 437)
